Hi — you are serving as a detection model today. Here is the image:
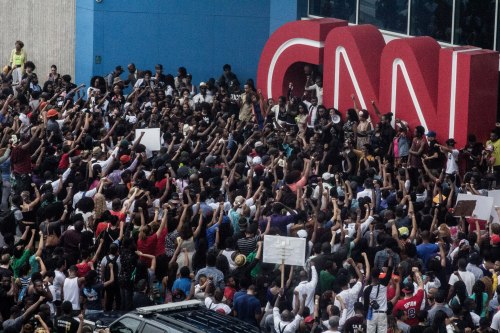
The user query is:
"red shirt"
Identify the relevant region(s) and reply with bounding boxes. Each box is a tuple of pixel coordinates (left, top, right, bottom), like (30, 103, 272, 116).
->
(11, 145, 33, 174)
(110, 210, 126, 222)
(137, 233, 158, 265)
(96, 221, 124, 238)
(155, 178, 167, 192)
(392, 289, 424, 326)
(76, 261, 93, 277)
(154, 228, 167, 257)
(58, 152, 70, 170)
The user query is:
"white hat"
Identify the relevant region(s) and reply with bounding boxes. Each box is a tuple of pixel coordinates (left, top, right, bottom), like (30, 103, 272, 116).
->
(233, 195, 245, 207)
(322, 172, 333, 181)
(199, 82, 207, 87)
(254, 141, 264, 148)
(252, 156, 262, 165)
(297, 229, 308, 238)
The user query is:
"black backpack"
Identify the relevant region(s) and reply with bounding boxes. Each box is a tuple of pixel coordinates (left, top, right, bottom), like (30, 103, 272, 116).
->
(0, 209, 18, 235)
(118, 251, 135, 286)
(104, 255, 119, 283)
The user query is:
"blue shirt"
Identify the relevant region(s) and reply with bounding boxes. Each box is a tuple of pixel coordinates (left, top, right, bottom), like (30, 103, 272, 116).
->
(258, 214, 297, 236)
(416, 243, 439, 268)
(172, 277, 192, 296)
(206, 216, 230, 248)
(233, 293, 261, 326)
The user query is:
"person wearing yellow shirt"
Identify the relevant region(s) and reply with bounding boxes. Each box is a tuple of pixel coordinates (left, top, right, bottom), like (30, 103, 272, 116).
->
(486, 129, 500, 185)
(9, 40, 27, 86)
(9, 40, 27, 71)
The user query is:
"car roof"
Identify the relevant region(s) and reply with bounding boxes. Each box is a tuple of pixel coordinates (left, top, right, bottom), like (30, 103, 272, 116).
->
(122, 301, 260, 333)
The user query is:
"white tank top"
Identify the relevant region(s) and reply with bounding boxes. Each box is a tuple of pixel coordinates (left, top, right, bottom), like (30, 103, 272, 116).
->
(63, 276, 80, 310)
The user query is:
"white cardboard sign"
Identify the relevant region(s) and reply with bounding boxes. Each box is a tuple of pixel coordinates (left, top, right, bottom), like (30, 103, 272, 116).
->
(487, 190, 500, 223)
(263, 235, 306, 267)
(135, 128, 161, 151)
(455, 193, 494, 221)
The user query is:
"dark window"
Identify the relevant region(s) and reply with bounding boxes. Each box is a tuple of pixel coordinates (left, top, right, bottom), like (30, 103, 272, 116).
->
(141, 324, 167, 333)
(359, 0, 409, 34)
(410, 1, 453, 42)
(454, 0, 495, 49)
(109, 317, 142, 333)
(309, 0, 357, 23)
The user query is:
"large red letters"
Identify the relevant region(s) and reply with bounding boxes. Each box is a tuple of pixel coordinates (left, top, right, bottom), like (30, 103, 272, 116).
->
(256, 19, 499, 145)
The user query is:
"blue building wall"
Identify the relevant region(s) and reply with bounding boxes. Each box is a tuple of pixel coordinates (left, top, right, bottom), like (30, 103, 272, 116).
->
(75, 0, 304, 86)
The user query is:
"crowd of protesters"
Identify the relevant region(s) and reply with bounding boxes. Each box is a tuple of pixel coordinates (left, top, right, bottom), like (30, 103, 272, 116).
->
(0, 40, 499, 333)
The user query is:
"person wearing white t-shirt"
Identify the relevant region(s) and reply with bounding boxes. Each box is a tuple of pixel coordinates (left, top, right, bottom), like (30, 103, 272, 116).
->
(491, 308, 500, 332)
(273, 289, 306, 333)
(448, 258, 476, 296)
(205, 290, 231, 315)
(438, 138, 460, 176)
(334, 256, 364, 327)
(324, 316, 341, 333)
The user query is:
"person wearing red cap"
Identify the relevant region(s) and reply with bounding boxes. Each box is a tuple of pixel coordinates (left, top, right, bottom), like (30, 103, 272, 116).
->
(119, 155, 130, 164)
(393, 267, 425, 326)
(46, 108, 63, 144)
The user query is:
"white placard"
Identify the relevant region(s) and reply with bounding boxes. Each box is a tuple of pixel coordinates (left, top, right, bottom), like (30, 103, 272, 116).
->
(263, 235, 306, 267)
(135, 128, 161, 151)
(455, 193, 494, 221)
(487, 190, 500, 223)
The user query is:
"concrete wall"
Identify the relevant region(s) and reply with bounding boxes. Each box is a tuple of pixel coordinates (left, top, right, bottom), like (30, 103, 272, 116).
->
(75, 0, 304, 86)
(0, 0, 76, 80)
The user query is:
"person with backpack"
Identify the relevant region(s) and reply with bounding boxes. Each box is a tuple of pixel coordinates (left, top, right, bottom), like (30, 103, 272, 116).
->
(82, 265, 115, 315)
(118, 237, 137, 311)
(100, 243, 121, 311)
(0, 194, 23, 239)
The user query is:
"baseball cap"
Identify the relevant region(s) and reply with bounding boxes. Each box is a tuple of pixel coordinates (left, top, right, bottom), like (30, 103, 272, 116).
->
(491, 234, 500, 245)
(398, 226, 409, 238)
(426, 130, 436, 137)
(402, 282, 414, 294)
(47, 109, 58, 118)
(446, 138, 456, 146)
(254, 141, 264, 148)
(120, 155, 131, 164)
(199, 82, 207, 87)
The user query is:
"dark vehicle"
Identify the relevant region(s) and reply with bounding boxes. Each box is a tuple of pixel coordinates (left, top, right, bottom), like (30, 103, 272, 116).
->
(103, 300, 260, 333)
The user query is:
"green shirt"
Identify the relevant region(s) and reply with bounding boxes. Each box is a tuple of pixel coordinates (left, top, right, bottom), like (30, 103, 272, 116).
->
(247, 251, 261, 278)
(319, 270, 335, 293)
(11, 249, 31, 278)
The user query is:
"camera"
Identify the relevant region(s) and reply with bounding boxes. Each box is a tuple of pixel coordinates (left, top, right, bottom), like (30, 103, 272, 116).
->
(370, 299, 380, 310)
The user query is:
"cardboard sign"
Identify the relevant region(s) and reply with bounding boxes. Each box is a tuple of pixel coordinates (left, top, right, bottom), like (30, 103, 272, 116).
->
(454, 194, 493, 221)
(453, 200, 476, 217)
(263, 235, 306, 267)
(487, 190, 500, 223)
(135, 128, 161, 151)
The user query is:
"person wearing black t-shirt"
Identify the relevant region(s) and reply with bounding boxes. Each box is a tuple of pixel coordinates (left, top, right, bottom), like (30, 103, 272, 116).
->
(56, 301, 83, 333)
(343, 302, 366, 333)
(423, 132, 443, 171)
(410, 310, 430, 333)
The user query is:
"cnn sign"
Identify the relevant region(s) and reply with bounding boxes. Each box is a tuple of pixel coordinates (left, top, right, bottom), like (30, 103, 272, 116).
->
(257, 19, 499, 145)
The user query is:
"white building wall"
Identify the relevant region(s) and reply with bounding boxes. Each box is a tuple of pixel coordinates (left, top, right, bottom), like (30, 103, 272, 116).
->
(0, 0, 76, 80)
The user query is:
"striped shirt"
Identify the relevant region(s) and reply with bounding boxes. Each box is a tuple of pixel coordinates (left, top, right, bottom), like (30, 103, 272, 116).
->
(237, 235, 260, 256)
